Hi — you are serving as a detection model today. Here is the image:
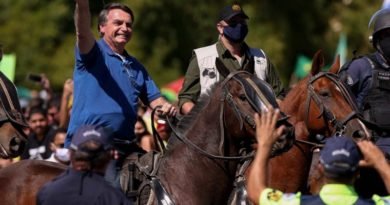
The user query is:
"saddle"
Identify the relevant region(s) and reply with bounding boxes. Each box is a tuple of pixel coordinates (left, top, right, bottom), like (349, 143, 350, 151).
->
(120, 150, 163, 202)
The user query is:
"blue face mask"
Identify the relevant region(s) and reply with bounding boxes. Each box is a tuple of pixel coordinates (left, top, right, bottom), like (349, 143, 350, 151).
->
(223, 23, 248, 43)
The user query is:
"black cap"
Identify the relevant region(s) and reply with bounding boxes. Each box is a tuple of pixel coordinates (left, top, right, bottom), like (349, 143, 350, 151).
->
(70, 125, 112, 151)
(319, 136, 361, 177)
(218, 3, 249, 22)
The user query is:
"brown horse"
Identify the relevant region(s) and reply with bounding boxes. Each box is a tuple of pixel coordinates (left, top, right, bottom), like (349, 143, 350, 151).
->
(0, 71, 29, 158)
(0, 58, 294, 205)
(267, 50, 370, 194)
(137, 58, 294, 205)
(0, 160, 66, 205)
(227, 50, 370, 205)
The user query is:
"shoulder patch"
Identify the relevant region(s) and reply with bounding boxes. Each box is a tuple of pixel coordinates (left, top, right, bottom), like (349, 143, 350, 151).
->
(255, 57, 267, 65)
(346, 75, 354, 85)
(267, 189, 283, 201)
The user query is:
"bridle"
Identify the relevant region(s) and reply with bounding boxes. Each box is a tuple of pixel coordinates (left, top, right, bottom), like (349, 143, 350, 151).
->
(0, 73, 28, 157)
(167, 71, 290, 160)
(303, 72, 360, 140)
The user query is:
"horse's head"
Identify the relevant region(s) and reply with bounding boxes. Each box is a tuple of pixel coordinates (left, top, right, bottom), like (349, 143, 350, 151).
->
(0, 72, 28, 158)
(215, 58, 294, 155)
(0, 119, 27, 159)
(288, 50, 370, 140)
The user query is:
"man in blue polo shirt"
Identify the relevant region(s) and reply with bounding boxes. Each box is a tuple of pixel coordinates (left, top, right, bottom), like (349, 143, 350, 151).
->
(247, 108, 390, 205)
(68, 0, 177, 188)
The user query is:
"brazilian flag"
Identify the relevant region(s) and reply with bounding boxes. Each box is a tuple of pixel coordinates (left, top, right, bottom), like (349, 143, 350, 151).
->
(0, 54, 16, 82)
(294, 55, 312, 79)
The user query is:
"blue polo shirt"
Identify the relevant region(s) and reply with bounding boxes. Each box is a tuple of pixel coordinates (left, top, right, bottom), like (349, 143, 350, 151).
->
(66, 39, 161, 146)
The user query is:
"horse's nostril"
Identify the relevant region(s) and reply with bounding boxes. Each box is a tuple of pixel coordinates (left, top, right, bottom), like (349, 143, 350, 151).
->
(10, 137, 20, 146)
(9, 137, 24, 154)
(352, 130, 365, 139)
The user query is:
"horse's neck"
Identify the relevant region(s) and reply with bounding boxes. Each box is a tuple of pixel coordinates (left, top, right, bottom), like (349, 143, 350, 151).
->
(185, 107, 224, 148)
(281, 89, 306, 123)
(162, 103, 238, 175)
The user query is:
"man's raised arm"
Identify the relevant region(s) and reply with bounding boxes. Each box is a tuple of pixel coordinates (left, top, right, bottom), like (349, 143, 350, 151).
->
(74, 0, 95, 54)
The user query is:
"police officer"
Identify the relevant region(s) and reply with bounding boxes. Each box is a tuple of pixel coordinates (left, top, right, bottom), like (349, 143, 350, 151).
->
(340, 8, 390, 157)
(246, 108, 390, 205)
(36, 125, 132, 205)
(178, 3, 284, 115)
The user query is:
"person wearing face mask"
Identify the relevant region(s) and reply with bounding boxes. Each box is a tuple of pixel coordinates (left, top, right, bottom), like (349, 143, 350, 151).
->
(46, 128, 70, 165)
(178, 3, 284, 115)
(339, 8, 390, 160)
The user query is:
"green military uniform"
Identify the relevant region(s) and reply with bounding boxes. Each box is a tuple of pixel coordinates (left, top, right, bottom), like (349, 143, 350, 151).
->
(259, 184, 390, 205)
(178, 40, 284, 109)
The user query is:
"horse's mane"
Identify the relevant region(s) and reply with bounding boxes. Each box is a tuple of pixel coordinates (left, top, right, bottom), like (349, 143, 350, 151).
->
(175, 84, 218, 134)
(165, 85, 217, 150)
(282, 76, 309, 114)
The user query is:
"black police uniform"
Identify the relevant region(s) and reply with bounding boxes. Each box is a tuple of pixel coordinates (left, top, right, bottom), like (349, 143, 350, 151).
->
(343, 52, 390, 156)
(37, 169, 132, 205)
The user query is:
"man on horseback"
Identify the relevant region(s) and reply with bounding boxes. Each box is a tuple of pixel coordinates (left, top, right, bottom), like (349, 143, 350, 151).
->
(178, 3, 284, 114)
(340, 8, 390, 158)
(247, 108, 390, 204)
(68, 0, 176, 190)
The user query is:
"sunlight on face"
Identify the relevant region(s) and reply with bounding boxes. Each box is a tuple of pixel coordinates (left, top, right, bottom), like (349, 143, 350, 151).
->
(100, 9, 133, 49)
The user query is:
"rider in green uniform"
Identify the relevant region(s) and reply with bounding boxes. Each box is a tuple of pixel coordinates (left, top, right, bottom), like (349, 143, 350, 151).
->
(247, 108, 390, 205)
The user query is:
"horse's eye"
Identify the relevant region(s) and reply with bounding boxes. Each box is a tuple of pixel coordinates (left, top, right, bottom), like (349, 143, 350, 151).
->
(319, 90, 330, 98)
(239, 94, 247, 101)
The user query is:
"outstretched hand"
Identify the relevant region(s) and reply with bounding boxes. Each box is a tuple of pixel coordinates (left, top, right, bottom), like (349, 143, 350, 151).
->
(254, 107, 285, 150)
(357, 140, 388, 168)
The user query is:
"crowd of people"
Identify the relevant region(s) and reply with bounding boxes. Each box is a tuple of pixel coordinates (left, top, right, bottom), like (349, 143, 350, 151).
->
(0, 0, 390, 204)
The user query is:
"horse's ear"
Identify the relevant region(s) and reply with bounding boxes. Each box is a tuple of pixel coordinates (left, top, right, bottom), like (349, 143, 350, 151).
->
(328, 54, 340, 74)
(215, 58, 230, 78)
(310, 50, 325, 76)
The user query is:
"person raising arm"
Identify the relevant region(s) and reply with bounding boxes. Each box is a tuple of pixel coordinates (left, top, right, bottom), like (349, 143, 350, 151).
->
(247, 108, 390, 205)
(68, 0, 176, 191)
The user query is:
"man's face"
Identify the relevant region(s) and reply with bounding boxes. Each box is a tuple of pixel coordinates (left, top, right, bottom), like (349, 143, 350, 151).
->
(99, 9, 133, 48)
(51, 132, 66, 151)
(47, 106, 59, 126)
(28, 113, 48, 136)
(225, 15, 247, 27)
(217, 15, 248, 36)
(376, 28, 390, 40)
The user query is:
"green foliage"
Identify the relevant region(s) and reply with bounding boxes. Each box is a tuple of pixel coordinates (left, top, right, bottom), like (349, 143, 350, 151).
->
(0, 0, 72, 90)
(0, 0, 384, 91)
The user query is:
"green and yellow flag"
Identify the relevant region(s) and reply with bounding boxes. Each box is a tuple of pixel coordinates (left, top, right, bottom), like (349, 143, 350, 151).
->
(0, 54, 16, 82)
(294, 55, 312, 79)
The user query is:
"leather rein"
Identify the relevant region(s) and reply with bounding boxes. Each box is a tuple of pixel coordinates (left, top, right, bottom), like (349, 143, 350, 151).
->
(297, 72, 360, 147)
(166, 71, 273, 161)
